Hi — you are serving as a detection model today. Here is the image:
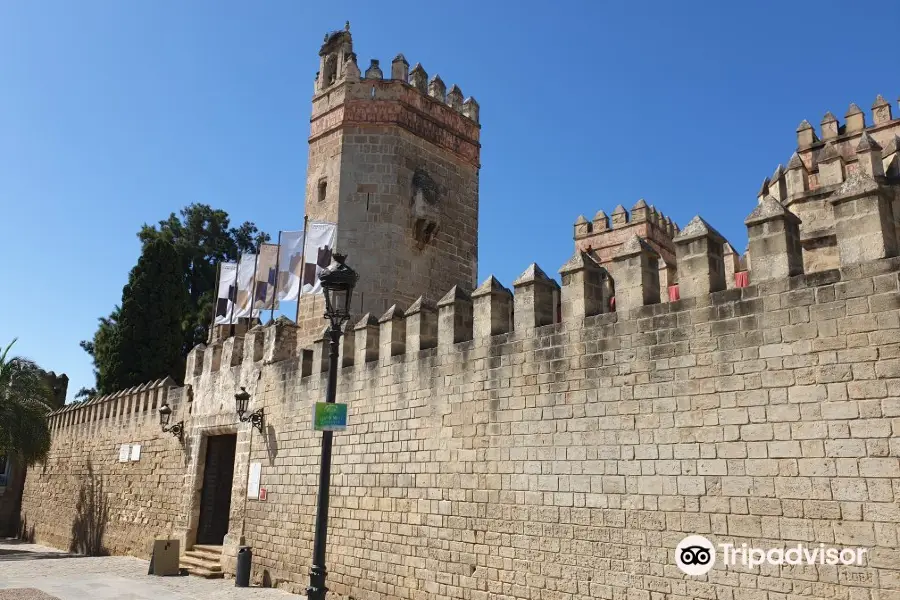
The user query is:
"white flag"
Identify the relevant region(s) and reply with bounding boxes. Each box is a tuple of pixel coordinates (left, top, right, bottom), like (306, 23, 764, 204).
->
(276, 230, 305, 302)
(213, 262, 237, 325)
(233, 253, 258, 319)
(252, 243, 280, 310)
(300, 221, 337, 296)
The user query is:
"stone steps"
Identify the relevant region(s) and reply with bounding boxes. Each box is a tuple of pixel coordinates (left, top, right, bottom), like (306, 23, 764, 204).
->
(180, 545, 224, 579)
(190, 544, 225, 561)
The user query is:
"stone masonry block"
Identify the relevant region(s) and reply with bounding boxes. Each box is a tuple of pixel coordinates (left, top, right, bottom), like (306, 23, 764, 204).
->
(437, 285, 473, 346)
(353, 313, 380, 364)
(405, 296, 438, 351)
(830, 173, 898, 266)
(378, 304, 406, 360)
(674, 215, 727, 299)
(745, 197, 804, 282)
(611, 236, 660, 313)
(263, 317, 299, 364)
(559, 251, 608, 322)
(471, 276, 513, 337)
(512, 263, 560, 330)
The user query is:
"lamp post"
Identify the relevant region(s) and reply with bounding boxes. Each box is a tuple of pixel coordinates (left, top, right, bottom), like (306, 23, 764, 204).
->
(307, 253, 358, 600)
(158, 403, 184, 440)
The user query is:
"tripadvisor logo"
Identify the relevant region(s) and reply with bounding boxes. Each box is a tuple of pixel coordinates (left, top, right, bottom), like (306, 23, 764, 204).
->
(675, 535, 868, 576)
(676, 535, 716, 576)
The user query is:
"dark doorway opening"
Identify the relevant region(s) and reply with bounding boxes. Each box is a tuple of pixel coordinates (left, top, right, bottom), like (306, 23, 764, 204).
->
(196, 434, 237, 546)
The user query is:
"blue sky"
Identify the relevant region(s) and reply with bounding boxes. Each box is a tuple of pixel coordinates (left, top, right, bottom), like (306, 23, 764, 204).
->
(1, 1, 896, 400)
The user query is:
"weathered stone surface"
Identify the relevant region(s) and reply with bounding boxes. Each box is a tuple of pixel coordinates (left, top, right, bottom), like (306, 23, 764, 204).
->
(745, 198, 803, 282)
(17, 44, 900, 600)
(24, 257, 900, 598)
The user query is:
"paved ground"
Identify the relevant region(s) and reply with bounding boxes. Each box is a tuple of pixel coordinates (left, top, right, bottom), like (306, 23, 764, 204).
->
(0, 540, 299, 600)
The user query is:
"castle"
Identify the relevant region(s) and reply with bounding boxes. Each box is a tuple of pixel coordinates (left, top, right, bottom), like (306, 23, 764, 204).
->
(19, 25, 900, 600)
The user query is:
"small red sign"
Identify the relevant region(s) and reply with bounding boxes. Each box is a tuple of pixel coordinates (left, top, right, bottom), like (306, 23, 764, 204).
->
(259, 487, 267, 501)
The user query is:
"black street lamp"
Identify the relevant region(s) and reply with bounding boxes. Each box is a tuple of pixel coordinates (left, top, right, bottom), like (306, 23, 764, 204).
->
(307, 253, 358, 600)
(235, 386, 264, 433)
(158, 403, 184, 440)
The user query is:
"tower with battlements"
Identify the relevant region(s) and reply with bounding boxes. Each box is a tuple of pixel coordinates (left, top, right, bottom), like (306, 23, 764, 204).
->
(18, 24, 900, 599)
(574, 94, 900, 307)
(294, 23, 481, 345)
(761, 96, 900, 273)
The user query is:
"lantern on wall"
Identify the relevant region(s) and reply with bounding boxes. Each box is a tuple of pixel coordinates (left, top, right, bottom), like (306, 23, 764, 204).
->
(235, 386, 264, 433)
(158, 403, 184, 440)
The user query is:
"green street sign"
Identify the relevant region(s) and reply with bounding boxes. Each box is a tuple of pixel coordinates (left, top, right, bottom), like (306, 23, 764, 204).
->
(313, 402, 348, 431)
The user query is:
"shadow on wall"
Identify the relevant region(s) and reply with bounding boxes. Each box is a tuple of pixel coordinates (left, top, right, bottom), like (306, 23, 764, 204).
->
(265, 424, 278, 465)
(69, 460, 109, 556)
(17, 515, 34, 543)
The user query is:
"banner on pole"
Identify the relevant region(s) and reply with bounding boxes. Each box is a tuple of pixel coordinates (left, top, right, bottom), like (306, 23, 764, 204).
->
(276, 230, 305, 302)
(234, 253, 258, 319)
(213, 262, 238, 325)
(252, 243, 280, 311)
(301, 221, 337, 296)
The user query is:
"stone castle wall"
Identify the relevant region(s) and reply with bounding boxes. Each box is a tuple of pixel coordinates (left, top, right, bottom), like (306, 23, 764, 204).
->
(21, 225, 900, 599)
(19, 381, 188, 556)
(0, 370, 67, 537)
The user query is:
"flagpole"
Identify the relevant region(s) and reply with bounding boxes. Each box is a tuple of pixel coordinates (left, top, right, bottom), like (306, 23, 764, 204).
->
(295, 215, 309, 323)
(229, 253, 242, 337)
(208, 260, 221, 343)
(270, 230, 282, 324)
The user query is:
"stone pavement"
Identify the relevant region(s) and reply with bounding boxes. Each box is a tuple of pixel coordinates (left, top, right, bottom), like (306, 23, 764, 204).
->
(0, 540, 299, 600)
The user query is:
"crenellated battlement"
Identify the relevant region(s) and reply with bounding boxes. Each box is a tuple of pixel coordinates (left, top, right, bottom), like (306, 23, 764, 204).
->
(174, 165, 894, 391)
(47, 377, 180, 436)
(573, 200, 679, 267)
(181, 156, 900, 388)
(762, 93, 900, 273)
(24, 28, 900, 597)
(312, 22, 479, 127)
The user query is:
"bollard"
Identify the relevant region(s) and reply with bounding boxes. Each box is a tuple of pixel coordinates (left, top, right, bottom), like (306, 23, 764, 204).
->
(235, 546, 252, 587)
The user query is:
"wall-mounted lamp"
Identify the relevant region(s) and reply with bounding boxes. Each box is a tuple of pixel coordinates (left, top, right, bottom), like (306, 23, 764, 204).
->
(158, 403, 184, 440)
(235, 387, 264, 434)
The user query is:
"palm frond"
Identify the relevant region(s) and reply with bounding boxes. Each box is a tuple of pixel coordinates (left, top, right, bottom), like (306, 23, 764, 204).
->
(0, 339, 54, 464)
(0, 338, 16, 365)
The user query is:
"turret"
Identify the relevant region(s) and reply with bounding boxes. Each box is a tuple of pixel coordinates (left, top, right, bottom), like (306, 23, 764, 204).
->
(872, 94, 892, 125)
(391, 54, 409, 81)
(845, 103, 865, 133)
(821, 112, 839, 141)
(301, 25, 482, 350)
(409, 63, 428, 93)
(316, 21, 354, 92)
(428, 74, 446, 102)
(364, 59, 383, 79)
(446, 84, 464, 112)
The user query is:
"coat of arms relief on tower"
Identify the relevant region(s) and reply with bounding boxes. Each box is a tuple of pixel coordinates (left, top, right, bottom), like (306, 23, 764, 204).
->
(411, 167, 440, 249)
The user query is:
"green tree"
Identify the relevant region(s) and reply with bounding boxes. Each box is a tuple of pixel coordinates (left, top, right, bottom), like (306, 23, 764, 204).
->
(81, 204, 268, 393)
(79, 306, 120, 396)
(137, 204, 268, 355)
(0, 339, 53, 465)
(109, 239, 188, 389)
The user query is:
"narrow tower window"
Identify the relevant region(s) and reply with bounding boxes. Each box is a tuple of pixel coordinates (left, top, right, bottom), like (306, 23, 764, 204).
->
(318, 179, 327, 202)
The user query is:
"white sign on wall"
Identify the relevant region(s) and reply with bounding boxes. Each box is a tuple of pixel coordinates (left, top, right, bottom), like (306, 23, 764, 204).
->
(247, 462, 261, 500)
(130, 444, 142, 462)
(118, 444, 131, 463)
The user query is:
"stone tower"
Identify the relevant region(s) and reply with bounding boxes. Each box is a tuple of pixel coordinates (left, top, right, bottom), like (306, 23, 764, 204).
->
(295, 23, 481, 343)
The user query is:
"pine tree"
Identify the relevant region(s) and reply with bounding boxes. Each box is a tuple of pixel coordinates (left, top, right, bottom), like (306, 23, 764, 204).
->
(80, 204, 268, 393)
(110, 239, 188, 389)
